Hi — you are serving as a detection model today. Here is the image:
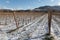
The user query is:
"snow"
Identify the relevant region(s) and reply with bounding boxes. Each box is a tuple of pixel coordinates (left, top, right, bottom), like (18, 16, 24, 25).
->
(0, 14, 60, 40)
(51, 15, 60, 40)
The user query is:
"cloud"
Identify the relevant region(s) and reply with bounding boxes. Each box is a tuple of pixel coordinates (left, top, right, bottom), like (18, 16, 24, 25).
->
(0, 6, 8, 9)
(0, 5, 13, 10)
(39, 0, 40, 1)
(51, 0, 54, 2)
(6, 0, 10, 4)
(58, 2, 60, 5)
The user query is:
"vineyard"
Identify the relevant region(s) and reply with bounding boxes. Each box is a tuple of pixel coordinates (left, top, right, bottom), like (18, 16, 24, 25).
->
(0, 11, 60, 40)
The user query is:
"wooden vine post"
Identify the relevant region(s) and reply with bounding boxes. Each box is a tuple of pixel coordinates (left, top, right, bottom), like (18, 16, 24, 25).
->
(48, 9, 52, 35)
(13, 11, 19, 28)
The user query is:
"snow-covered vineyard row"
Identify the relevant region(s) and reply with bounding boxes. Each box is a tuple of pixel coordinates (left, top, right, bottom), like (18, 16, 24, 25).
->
(51, 15, 60, 40)
(0, 12, 60, 40)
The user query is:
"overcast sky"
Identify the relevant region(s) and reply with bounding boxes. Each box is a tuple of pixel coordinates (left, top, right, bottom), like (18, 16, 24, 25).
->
(0, 0, 60, 10)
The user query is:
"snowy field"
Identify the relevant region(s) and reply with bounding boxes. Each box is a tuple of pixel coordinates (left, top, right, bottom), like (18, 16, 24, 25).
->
(0, 14, 60, 40)
(51, 15, 60, 40)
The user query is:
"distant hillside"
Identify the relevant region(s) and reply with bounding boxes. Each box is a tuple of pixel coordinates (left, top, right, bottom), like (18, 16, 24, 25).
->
(0, 6, 60, 12)
(33, 6, 60, 12)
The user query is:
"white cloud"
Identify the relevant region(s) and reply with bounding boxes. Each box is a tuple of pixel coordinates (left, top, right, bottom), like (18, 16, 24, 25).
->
(39, 0, 40, 1)
(51, 0, 54, 2)
(58, 2, 60, 5)
(6, 0, 10, 4)
(0, 6, 13, 10)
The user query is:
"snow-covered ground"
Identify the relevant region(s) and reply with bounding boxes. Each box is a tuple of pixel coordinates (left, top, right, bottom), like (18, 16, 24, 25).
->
(0, 14, 60, 40)
(51, 15, 60, 40)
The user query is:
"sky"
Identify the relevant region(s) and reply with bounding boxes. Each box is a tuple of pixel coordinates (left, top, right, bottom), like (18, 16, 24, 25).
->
(0, 0, 60, 10)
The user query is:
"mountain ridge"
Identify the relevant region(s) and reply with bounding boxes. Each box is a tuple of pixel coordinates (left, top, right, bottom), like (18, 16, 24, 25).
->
(0, 6, 60, 12)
